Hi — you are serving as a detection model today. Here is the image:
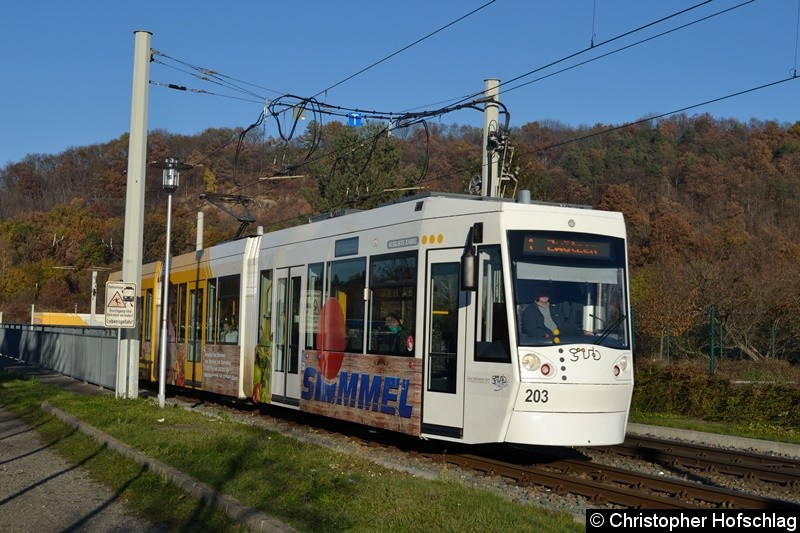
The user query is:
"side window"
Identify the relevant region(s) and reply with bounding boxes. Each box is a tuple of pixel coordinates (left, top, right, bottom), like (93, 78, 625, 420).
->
(305, 263, 324, 349)
(429, 263, 459, 393)
(206, 278, 217, 343)
(143, 288, 153, 341)
(475, 245, 511, 363)
(328, 257, 366, 353)
(368, 251, 417, 356)
(218, 275, 240, 344)
(172, 283, 187, 342)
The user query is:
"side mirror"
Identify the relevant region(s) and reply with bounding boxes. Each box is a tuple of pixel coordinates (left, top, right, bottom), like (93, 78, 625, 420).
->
(461, 247, 477, 291)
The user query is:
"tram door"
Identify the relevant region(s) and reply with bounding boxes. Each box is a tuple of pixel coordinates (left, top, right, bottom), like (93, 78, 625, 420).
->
(185, 285, 204, 388)
(422, 249, 467, 437)
(273, 266, 303, 403)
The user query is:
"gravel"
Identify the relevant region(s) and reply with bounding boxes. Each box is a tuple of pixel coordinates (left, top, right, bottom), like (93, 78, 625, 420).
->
(179, 400, 800, 521)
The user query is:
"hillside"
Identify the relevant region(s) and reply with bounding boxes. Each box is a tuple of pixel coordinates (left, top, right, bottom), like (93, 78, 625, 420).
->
(2, 115, 800, 363)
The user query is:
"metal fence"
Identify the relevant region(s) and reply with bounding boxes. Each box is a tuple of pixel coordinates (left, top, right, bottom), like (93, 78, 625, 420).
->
(0, 324, 118, 389)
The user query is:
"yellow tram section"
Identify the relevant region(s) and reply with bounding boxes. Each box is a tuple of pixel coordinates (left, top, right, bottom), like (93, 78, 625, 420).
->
(139, 253, 214, 389)
(169, 252, 213, 389)
(139, 261, 159, 382)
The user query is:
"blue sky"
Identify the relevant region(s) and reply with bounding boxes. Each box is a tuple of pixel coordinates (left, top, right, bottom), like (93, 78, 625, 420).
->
(2, 0, 799, 166)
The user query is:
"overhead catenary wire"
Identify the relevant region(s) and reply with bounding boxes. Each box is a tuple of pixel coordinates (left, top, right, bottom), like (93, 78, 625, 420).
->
(794, 0, 800, 76)
(168, 73, 800, 239)
(310, 0, 497, 99)
(502, 0, 759, 96)
(149, 1, 794, 218)
(149, 0, 753, 144)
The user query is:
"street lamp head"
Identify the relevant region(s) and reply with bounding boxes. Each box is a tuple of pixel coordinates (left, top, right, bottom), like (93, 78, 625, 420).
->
(163, 157, 179, 192)
(151, 157, 192, 193)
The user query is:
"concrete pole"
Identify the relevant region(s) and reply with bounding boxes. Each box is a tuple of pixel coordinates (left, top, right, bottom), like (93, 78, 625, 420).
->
(481, 78, 500, 198)
(118, 30, 151, 399)
(196, 211, 204, 252)
(90, 270, 98, 323)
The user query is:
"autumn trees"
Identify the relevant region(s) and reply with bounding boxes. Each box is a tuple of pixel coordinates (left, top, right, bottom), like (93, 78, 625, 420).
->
(2, 114, 800, 363)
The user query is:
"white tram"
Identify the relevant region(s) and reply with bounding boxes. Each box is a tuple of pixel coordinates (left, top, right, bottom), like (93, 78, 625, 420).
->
(132, 192, 633, 446)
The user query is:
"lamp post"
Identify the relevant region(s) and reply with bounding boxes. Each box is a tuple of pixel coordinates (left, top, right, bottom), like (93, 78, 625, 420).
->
(151, 157, 191, 408)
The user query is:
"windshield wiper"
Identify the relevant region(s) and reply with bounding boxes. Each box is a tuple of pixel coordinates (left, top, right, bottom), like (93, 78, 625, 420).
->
(595, 314, 626, 345)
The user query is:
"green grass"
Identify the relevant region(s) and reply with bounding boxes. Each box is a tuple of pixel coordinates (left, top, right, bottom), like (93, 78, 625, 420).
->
(628, 411, 800, 444)
(0, 370, 583, 533)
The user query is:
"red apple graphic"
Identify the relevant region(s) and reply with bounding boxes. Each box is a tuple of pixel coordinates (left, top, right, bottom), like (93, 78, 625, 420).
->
(317, 297, 346, 380)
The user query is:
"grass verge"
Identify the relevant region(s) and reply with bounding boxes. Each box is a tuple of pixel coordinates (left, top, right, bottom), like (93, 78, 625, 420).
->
(0, 370, 583, 533)
(628, 411, 800, 445)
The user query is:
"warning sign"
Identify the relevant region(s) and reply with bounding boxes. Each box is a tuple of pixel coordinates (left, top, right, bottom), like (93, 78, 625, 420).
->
(105, 282, 137, 328)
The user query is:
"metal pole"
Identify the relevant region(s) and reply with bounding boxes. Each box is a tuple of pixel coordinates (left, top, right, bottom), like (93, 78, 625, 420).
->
(119, 30, 151, 399)
(158, 191, 173, 409)
(709, 305, 716, 376)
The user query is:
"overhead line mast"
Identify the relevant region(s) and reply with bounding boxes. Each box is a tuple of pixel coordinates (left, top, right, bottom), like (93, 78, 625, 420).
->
(482, 78, 500, 198)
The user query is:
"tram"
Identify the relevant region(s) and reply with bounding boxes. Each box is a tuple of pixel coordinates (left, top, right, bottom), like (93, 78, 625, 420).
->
(127, 191, 633, 446)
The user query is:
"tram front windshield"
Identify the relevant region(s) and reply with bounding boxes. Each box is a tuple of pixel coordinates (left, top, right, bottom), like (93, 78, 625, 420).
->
(508, 231, 629, 349)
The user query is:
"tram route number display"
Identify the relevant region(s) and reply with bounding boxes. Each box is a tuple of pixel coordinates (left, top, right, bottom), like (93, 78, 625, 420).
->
(524, 389, 549, 403)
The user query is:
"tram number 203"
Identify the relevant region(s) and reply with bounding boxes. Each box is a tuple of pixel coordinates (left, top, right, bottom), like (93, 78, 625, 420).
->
(524, 389, 549, 403)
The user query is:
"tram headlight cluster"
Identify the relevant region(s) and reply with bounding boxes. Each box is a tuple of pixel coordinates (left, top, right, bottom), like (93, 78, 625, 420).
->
(520, 352, 554, 377)
(521, 353, 541, 372)
(613, 354, 632, 379)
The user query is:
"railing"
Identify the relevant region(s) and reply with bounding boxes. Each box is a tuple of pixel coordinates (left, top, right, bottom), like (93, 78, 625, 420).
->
(0, 324, 118, 389)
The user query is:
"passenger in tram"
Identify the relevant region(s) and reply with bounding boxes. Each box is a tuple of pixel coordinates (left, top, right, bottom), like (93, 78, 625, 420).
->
(381, 313, 409, 353)
(521, 285, 564, 340)
(222, 318, 238, 343)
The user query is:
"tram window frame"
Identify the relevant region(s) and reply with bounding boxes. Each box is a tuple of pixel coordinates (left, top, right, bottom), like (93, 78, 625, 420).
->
(327, 257, 366, 353)
(305, 263, 324, 350)
(143, 288, 153, 341)
(367, 251, 417, 357)
(171, 283, 186, 342)
(257, 269, 273, 351)
(428, 262, 459, 394)
(217, 274, 241, 345)
(474, 245, 511, 363)
(187, 286, 203, 362)
(206, 278, 217, 343)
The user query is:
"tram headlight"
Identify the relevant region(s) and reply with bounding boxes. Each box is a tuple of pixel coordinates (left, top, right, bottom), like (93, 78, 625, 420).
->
(521, 353, 541, 372)
(613, 353, 632, 380)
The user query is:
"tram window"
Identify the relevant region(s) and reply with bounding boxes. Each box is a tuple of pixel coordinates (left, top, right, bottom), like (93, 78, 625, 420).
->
(217, 274, 240, 344)
(172, 283, 186, 342)
(206, 279, 217, 343)
(306, 263, 324, 349)
(256, 270, 273, 387)
(368, 251, 417, 356)
(187, 288, 203, 362)
(328, 257, 366, 352)
(429, 263, 458, 393)
(143, 289, 153, 341)
(475, 246, 511, 363)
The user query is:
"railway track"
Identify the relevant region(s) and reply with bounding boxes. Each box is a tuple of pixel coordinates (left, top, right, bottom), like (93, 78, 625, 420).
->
(596, 435, 800, 488)
(175, 391, 800, 511)
(433, 450, 798, 509)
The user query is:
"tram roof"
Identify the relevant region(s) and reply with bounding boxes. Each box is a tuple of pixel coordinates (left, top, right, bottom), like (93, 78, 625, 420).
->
(308, 191, 592, 223)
